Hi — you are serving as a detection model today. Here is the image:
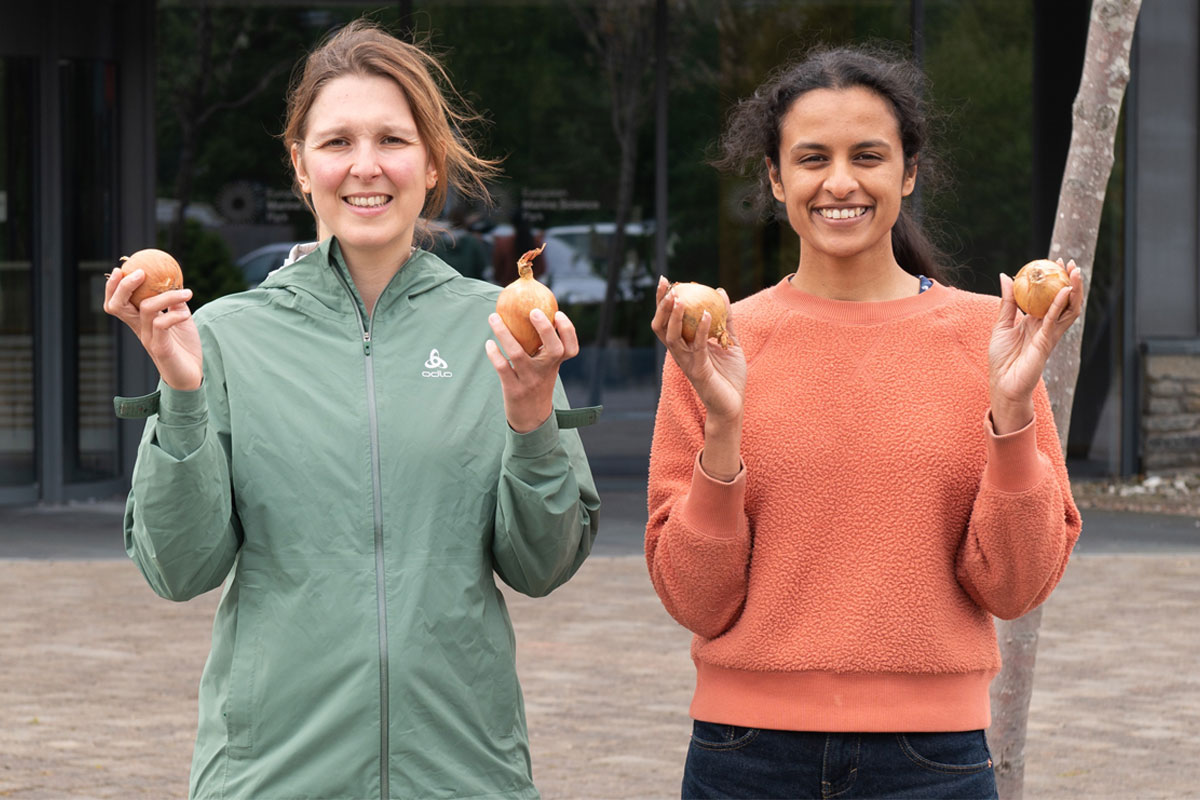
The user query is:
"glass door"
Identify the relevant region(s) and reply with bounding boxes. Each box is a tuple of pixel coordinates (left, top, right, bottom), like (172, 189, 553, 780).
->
(61, 59, 120, 482)
(0, 58, 36, 488)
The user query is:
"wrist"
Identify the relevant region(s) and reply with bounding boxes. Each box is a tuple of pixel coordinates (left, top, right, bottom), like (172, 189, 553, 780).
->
(507, 401, 552, 435)
(990, 399, 1034, 435)
(704, 408, 743, 434)
(699, 449, 742, 482)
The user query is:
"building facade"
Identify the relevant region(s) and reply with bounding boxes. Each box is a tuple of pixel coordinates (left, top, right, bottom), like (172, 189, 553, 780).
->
(1, 0, 1197, 507)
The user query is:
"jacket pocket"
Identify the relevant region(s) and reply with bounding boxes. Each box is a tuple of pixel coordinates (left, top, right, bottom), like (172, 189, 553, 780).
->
(224, 584, 265, 758)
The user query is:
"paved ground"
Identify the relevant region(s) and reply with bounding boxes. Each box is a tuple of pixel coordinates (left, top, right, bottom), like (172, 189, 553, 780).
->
(1, 485, 1199, 799)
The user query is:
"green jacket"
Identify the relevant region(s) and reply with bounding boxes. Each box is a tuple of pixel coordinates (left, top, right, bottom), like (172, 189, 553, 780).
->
(119, 239, 600, 799)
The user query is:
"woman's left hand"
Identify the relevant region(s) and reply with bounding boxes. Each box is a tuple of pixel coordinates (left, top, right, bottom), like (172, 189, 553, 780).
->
(486, 308, 580, 433)
(988, 258, 1084, 434)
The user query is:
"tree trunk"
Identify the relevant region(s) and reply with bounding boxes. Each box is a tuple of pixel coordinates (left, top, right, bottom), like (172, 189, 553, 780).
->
(988, 2, 1141, 798)
(589, 127, 639, 405)
(575, 0, 656, 406)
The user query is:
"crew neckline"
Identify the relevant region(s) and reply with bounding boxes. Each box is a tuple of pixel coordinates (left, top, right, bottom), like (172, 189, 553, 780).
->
(768, 274, 952, 325)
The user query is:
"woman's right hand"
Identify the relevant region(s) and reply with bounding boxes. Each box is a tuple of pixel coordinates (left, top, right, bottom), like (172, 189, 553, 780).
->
(104, 267, 204, 392)
(651, 276, 747, 422)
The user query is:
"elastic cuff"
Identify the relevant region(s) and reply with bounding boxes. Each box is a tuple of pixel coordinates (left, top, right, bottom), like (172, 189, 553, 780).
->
(158, 381, 208, 425)
(506, 411, 561, 459)
(679, 451, 747, 540)
(982, 408, 1048, 493)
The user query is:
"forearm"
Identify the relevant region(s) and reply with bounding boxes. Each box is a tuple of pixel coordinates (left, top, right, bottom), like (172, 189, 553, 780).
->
(957, 410, 1081, 618)
(124, 383, 240, 601)
(646, 452, 751, 639)
(701, 411, 744, 481)
(493, 416, 600, 598)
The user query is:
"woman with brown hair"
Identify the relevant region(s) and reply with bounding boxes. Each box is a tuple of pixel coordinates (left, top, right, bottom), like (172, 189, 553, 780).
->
(104, 20, 599, 799)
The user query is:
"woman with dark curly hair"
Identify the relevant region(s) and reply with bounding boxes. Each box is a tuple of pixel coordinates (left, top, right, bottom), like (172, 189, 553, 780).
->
(646, 45, 1082, 799)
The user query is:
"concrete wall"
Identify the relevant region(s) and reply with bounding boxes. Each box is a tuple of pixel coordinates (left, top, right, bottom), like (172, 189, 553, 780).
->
(1130, 2, 1200, 472)
(1132, 1, 1199, 339)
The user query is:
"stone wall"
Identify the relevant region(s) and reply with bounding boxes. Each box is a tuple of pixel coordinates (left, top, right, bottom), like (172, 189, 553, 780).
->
(1142, 341, 1200, 471)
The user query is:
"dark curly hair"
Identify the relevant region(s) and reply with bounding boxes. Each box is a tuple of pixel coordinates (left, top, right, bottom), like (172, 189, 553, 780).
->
(713, 44, 954, 285)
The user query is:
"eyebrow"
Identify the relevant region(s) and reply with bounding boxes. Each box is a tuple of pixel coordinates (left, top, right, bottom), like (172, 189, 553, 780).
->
(789, 139, 894, 153)
(308, 122, 420, 140)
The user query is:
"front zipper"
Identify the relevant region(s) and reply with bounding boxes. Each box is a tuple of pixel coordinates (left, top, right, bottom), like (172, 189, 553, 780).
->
(334, 270, 389, 800)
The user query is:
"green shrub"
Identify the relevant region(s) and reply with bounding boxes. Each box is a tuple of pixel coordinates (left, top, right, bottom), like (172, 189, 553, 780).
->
(158, 220, 246, 309)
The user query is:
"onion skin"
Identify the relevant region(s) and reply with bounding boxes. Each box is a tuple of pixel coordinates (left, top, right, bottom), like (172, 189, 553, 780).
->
(1012, 259, 1071, 318)
(496, 243, 558, 355)
(672, 282, 731, 348)
(121, 248, 184, 309)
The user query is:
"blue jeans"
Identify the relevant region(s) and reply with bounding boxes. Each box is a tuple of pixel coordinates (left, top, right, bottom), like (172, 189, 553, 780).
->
(682, 722, 998, 799)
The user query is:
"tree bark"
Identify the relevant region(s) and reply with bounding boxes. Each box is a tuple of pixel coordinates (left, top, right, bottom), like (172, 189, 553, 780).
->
(988, 2, 1141, 798)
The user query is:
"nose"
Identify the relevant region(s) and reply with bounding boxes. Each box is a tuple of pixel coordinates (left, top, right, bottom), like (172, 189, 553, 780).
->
(349, 141, 381, 180)
(824, 158, 858, 199)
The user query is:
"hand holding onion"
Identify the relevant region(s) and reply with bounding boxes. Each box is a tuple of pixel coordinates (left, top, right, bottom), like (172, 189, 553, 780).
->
(102, 247, 203, 392)
(486, 243, 579, 433)
(988, 257, 1083, 434)
(652, 276, 746, 425)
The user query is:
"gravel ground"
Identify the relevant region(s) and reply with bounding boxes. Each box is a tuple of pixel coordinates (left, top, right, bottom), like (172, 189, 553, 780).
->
(2, 556, 1198, 799)
(1071, 470, 1200, 517)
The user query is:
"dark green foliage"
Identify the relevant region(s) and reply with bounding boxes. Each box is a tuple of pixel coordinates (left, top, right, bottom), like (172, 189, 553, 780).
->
(158, 220, 246, 310)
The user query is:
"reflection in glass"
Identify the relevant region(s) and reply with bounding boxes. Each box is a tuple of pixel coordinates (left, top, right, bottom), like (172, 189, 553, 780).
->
(0, 58, 37, 486)
(61, 60, 120, 482)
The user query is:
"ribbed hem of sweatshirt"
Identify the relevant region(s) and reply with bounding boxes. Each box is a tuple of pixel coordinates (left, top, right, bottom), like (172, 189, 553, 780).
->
(981, 409, 1048, 493)
(679, 451, 746, 540)
(690, 663, 995, 732)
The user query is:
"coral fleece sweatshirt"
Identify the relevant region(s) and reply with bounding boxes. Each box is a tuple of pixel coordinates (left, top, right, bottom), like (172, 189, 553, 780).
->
(645, 276, 1081, 733)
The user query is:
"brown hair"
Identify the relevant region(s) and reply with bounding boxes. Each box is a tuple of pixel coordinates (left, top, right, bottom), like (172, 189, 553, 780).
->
(282, 19, 500, 243)
(713, 44, 955, 285)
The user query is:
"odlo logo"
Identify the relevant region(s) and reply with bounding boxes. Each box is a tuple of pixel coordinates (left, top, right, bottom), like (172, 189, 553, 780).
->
(422, 349, 453, 378)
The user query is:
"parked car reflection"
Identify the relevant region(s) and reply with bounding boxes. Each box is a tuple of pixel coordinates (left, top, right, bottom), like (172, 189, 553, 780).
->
(539, 222, 656, 304)
(236, 241, 301, 288)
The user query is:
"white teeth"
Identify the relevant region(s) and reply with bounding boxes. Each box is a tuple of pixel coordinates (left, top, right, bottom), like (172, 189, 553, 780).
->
(346, 195, 388, 207)
(818, 207, 867, 219)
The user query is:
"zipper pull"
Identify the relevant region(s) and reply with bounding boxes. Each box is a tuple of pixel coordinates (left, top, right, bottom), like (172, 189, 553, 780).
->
(363, 330, 372, 356)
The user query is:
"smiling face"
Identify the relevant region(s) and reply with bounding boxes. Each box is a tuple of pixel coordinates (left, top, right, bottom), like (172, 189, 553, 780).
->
(768, 85, 917, 273)
(291, 72, 437, 268)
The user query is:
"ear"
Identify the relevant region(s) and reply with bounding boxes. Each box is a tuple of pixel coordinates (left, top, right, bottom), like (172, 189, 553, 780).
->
(425, 160, 438, 191)
(291, 143, 310, 194)
(901, 156, 918, 198)
(767, 157, 785, 204)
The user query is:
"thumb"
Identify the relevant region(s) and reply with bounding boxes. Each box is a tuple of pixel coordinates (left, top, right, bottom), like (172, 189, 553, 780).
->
(995, 273, 1018, 329)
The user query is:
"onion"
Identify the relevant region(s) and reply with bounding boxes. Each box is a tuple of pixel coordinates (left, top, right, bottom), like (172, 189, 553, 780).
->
(672, 281, 731, 348)
(496, 243, 558, 355)
(120, 248, 185, 309)
(1012, 259, 1071, 318)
